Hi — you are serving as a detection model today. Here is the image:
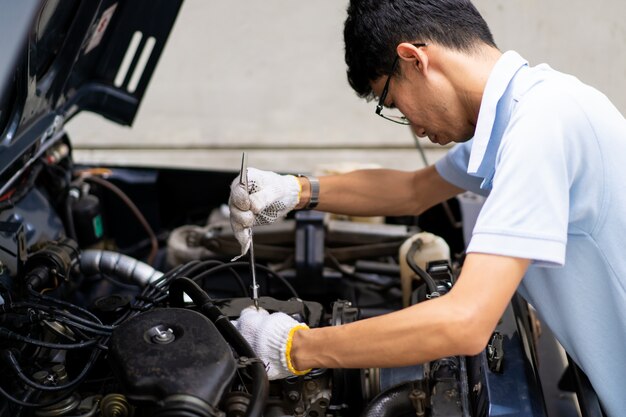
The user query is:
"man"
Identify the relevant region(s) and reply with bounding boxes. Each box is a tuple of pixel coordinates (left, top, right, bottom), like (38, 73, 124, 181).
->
(229, 1, 626, 415)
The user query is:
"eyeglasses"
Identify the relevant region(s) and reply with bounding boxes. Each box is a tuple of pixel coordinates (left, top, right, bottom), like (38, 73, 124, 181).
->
(375, 43, 427, 125)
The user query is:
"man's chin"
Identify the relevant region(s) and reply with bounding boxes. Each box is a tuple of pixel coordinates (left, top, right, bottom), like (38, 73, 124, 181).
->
(429, 131, 472, 145)
(430, 135, 454, 146)
(450, 132, 474, 143)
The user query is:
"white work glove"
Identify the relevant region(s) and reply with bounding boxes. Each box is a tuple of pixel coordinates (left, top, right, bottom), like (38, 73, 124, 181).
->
(234, 306, 311, 380)
(229, 168, 301, 257)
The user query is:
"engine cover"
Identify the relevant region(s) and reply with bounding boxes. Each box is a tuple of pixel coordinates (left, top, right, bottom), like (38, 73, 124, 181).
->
(109, 308, 237, 409)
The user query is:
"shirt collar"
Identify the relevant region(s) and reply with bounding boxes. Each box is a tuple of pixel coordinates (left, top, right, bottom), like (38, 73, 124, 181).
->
(467, 51, 528, 174)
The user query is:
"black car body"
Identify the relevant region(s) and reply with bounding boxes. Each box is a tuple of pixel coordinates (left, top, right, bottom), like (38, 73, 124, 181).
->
(0, 1, 598, 417)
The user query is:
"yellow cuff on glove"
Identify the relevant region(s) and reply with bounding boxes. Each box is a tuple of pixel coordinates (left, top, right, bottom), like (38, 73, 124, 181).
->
(285, 324, 312, 376)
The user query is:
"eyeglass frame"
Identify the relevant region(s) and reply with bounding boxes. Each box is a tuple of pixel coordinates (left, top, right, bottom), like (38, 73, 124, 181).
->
(375, 43, 428, 125)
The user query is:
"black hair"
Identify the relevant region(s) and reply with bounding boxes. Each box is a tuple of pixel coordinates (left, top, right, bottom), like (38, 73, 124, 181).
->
(344, 0, 497, 99)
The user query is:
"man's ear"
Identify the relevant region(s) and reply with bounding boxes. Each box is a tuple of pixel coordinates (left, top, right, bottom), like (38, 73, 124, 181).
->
(396, 42, 429, 75)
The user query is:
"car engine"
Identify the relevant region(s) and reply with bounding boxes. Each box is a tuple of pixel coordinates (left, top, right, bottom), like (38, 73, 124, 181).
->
(0, 138, 552, 417)
(0, 1, 562, 415)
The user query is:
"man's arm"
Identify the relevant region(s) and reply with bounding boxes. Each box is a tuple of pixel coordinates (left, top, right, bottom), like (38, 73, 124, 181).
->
(296, 165, 463, 217)
(291, 253, 530, 369)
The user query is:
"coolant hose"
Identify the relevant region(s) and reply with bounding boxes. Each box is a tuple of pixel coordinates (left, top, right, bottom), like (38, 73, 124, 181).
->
(168, 277, 268, 417)
(361, 382, 419, 417)
(406, 241, 438, 295)
(80, 250, 163, 286)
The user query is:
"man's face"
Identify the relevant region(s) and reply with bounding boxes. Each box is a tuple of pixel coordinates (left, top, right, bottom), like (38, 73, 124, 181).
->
(371, 61, 476, 145)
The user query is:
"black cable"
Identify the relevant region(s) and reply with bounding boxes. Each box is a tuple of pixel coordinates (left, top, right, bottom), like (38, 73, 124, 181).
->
(164, 261, 201, 279)
(10, 302, 114, 332)
(8, 291, 115, 353)
(0, 382, 73, 408)
(193, 268, 248, 297)
(48, 316, 111, 337)
(55, 310, 113, 332)
(192, 262, 298, 298)
(2, 348, 100, 392)
(111, 262, 193, 325)
(27, 287, 104, 325)
(0, 327, 101, 350)
(0, 346, 104, 408)
(142, 279, 172, 304)
(180, 260, 224, 277)
(178, 260, 249, 297)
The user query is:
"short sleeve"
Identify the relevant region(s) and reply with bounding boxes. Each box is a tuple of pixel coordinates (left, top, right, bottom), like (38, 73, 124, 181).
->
(435, 141, 489, 196)
(467, 93, 585, 267)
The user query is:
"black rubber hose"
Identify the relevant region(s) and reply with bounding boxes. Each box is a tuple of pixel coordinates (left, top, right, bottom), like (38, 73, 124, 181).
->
(168, 278, 268, 417)
(406, 240, 439, 295)
(64, 191, 78, 241)
(361, 382, 418, 417)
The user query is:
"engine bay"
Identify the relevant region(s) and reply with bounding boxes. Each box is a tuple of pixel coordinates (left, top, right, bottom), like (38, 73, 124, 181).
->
(0, 137, 551, 417)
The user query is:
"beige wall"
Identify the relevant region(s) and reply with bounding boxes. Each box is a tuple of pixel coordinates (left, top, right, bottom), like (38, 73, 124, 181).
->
(477, 0, 626, 112)
(68, 0, 626, 174)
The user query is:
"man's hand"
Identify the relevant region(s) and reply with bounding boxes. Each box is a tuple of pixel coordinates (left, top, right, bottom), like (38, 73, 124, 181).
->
(234, 306, 311, 380)
(229, 168, 301, 257)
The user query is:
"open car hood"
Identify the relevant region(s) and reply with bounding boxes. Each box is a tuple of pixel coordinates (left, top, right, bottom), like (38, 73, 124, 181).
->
(0, 0, 183, 181)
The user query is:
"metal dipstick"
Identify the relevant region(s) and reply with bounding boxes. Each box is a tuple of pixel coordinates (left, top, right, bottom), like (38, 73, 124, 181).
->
(239, 152, 260, 309)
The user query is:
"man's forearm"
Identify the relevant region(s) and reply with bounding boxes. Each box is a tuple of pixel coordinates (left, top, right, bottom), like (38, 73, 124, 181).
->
(290, 253, 530, 370)
(291, 295, 475, 370)
(296, 165, 463, 217)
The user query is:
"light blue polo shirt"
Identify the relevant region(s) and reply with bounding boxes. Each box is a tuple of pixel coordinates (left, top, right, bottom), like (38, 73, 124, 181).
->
(436, 51, 626, 417)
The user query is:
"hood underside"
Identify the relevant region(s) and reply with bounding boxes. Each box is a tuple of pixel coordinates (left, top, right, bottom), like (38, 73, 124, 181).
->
(0, 0, 183, 182)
